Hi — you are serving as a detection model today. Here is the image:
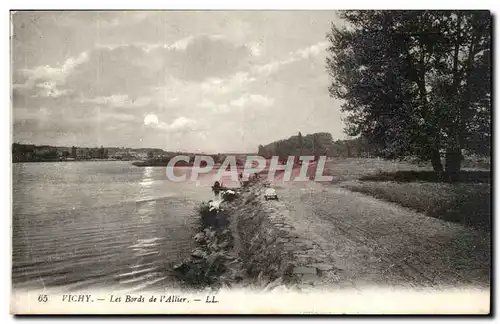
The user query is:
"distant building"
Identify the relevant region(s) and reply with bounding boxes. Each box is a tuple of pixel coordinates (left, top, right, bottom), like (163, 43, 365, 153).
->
(77, 148, 88, 159)
(91, 148, 100, 159)
(34, 146, 53, 156)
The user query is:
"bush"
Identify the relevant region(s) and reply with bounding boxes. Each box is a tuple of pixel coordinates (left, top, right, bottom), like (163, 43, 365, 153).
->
(174, 200, 236, 288)
(173, 253, 227, 288)
(197, 202, 219, 228)
(221, 190, 237, 202)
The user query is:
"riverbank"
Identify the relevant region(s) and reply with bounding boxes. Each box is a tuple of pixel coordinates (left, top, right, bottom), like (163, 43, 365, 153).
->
(173, 181, 341, 292)
(173, 168, 490, 291)
(172, 189, 248, 290)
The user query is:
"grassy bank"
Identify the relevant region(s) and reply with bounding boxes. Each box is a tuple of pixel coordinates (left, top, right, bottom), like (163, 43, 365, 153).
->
(342, 180, 490, 231)
(324, 158, 431, 183)
(325, 159, 491, 231)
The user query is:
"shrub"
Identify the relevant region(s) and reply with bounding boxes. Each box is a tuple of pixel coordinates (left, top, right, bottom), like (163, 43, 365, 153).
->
(221, 190, 237, 202)
(197, 202, 219, 228)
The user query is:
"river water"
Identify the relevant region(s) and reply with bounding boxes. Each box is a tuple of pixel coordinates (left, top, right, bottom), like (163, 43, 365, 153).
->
(12, 161, 219, 293)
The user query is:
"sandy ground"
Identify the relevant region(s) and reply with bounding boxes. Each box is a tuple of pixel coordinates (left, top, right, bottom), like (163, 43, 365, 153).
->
(272, 181, 490, 290)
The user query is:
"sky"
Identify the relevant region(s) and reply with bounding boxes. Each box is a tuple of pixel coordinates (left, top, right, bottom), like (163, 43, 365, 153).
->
(11, 11, 347, 153)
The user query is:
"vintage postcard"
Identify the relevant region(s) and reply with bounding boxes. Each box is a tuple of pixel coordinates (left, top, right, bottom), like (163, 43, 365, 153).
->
(10, 10, 491, 315)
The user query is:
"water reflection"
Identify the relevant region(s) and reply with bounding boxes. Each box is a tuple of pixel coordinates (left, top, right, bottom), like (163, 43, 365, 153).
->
(124, 167, 161, 287)
(12, 162, 200, 292)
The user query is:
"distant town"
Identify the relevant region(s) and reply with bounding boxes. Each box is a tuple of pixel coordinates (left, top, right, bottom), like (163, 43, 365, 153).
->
(12, 143, 172, 163)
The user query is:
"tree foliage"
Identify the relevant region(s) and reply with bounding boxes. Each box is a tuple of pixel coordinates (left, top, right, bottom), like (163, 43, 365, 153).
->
(258, 133, 380, 159)
(326, 10, 491, 173)
(258, 132, 335, 159)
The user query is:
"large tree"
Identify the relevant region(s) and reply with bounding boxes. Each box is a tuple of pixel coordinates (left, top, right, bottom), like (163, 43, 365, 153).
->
(326, 10, 491, 174)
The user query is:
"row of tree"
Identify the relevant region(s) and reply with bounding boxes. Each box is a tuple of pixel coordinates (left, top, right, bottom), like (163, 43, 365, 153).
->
(326, 10, 491, 174)
(258, 132, 333, 160)
(257, 132, 378, 159)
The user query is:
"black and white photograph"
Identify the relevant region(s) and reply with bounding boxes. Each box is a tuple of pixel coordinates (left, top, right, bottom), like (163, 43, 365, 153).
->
(9, 9, 492, 314)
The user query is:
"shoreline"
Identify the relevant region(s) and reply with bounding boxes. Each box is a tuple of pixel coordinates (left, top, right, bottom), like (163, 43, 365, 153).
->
(172, 179, 315, 292)
(12, 159, 128, 163)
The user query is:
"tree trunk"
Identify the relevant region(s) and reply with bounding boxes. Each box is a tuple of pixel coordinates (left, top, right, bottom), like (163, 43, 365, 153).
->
(430, 148, 443, 174)
(413, 42, 445, 177)
(445, 12, 463, 180)
(445, 147, 462, 181)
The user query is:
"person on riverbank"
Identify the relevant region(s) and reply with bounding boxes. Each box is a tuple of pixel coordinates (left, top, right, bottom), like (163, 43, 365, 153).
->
(212, 181, 221, 196)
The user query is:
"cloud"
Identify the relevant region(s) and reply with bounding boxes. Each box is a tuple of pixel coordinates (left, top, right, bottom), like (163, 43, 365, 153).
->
(252, 59, 292, 76)
(12, 38, 325, 126)
(200, 72, 256, 96)
(162, 35, 252, 81)
(252, 41, 328, 77)
(14, 36, 323, 114)
(80, 94, 129, 106)
(247, 41, 263, 57)
(78, 94, 153, 109)
(47, 12, 152, 29)
(195, 92, 273, 117)
(157, 116, 199, 133)
(14, 51, 89, 98)
(297, 41, 329, 59)
(96, 35, 253, 83)
(32, 81, 70, 98)
(139, 36, 194, 53)
(230, 94, 275, 108)
(64, 45, 157, 98)
(150, 71, 258, 117)
(18, 51, 89, 86)
(15, 34, 254, 101)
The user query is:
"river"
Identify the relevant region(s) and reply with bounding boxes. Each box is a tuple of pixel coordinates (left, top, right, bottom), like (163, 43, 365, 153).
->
(12, 161, 218, 293)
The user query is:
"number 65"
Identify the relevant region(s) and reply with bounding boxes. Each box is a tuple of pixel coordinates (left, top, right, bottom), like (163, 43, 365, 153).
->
(37, 295, 48, 302)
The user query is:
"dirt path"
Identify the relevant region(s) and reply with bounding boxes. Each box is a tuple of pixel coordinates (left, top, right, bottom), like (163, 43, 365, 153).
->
(272, 181, 490, 289)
